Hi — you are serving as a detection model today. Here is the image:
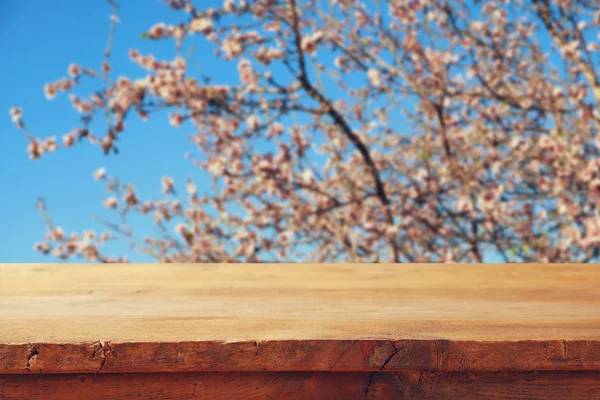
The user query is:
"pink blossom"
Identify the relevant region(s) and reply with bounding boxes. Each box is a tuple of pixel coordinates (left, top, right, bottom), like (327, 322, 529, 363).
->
(589, 179, 600, 202)
(63, 132, 76, 147)
(222, 37, 243, 59)
(172, 57, 186, 71)
(44, 83, 57, 100)
(169, 113, 185, 127)
(367, 68, 382, 88)
(189, 17, 213, 34)
(129, 49, 140, 61)
(9, 107, 22, 124)
(67, 63, 81, 77)
(560, 40, 580, 59)
(125, 190, 138, 206)
(223, 0, 235, 13)
(51, 227, 65, 241)
(9, 107, 22, 119)
(104, 197, 118, 209)
(334, 57, 348, 69)
(34, 242, 50, 254)
(101, 135, 113, 154)
(246, 115, 261, 130)
(172, 201, 182, 212)
(94, 168, 107, 181)
(27, 140, 43, 160)
(186, 179, 197, 195)
(44, 137, 57, 152)
(471, 21, 484, 31)
(267, 123, 284, 139)
(148, 22, 168, 39)
(175, 223, 188, 234)
(301, 31, 323, 56)
(162, 176, 175, 194)
(301, 169, 313, 184)
(581, 218, 600, 248)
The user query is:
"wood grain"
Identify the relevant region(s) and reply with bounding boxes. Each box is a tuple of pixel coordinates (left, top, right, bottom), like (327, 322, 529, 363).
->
(1, 263, 600, 375)
(2, 339, 600, 374)
(2, 371, 600, 399)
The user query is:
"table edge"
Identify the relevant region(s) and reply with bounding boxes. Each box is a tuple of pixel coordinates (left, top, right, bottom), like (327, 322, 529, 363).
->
(2, 338, 600, 374)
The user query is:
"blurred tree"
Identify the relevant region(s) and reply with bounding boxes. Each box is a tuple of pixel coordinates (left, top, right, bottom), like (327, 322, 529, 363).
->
(10, 0, 600, 263)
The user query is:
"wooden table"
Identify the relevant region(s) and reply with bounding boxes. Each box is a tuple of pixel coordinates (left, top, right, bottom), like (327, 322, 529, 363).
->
(1, 263, 599, 399)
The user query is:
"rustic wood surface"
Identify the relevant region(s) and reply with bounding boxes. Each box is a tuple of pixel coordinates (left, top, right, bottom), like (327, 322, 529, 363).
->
(1, 263, 600, 377)
(3, 371, 600, 400)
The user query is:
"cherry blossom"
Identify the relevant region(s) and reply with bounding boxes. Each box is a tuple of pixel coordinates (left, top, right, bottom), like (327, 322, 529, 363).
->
(94, 167, 107, 181)
(10, 0, 600, 263)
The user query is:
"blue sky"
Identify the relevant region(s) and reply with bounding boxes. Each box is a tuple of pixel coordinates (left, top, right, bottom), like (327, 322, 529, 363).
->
(0, 0, 509, 263)
(0, 0, 230, 262)
(0, 0, 404, 263)
(1, 1, 570, 263)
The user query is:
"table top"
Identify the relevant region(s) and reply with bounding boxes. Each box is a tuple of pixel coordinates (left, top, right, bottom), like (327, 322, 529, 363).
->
(1, 263, 599, 374)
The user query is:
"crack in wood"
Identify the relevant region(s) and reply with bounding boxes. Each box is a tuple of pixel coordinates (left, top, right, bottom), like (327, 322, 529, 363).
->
(25, 344, 39, 372)
(93, 341, 113, 373)
(329, 340, 358, 372)
(364, 341, 404, 399)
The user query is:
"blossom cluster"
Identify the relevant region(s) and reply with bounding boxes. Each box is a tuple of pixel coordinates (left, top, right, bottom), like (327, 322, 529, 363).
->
(11, 0, 600, 263)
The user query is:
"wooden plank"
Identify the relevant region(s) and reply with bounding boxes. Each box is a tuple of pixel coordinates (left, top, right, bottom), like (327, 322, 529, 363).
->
(2, 340, 600, 374)
(1, 263, 600, 374)
(2, 371, 600, 399)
